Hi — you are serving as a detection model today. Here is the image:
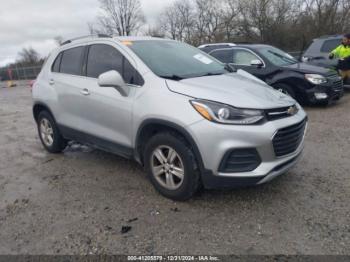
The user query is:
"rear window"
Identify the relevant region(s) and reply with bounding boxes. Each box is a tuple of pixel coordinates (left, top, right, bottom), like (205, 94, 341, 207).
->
(320, 39, 342, 53)
(60, 47, 85, 75)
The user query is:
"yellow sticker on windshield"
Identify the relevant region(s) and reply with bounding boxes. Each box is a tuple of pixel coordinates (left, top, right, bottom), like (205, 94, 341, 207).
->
(122, 41, 133, 46)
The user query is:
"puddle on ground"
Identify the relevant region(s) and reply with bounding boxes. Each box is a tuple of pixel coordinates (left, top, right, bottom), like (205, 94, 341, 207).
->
(65, 141, 94, 154)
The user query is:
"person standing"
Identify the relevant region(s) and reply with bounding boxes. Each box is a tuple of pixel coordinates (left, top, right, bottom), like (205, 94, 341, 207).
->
(329, 34, 350, 80)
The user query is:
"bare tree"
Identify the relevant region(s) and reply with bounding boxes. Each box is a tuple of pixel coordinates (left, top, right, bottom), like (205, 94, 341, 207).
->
(221, 0, 240, 41)
(146, 25, 165, 38)
(159, 0, 195, 42)
(17, 47, 40, 66)
(91, 0, 145, 36)
(302, 0, 350, 36)
(193, 0, 225, 44)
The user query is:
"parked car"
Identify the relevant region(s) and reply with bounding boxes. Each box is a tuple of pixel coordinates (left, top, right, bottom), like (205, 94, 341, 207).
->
(302, 35, 350, 86)
(32, 36, 307, 200)
(200, 44, 344, 104)
(198, 43, 236, 54)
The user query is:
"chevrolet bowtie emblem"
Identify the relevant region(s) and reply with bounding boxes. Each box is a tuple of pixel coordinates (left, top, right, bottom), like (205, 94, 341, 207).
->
(287, 106, 297, 115)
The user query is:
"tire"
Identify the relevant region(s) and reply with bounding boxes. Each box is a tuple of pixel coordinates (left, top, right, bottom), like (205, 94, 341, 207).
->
(37, 111, 67, 153)
(273, 83, 296, 99)
(143, 132, 201, 201)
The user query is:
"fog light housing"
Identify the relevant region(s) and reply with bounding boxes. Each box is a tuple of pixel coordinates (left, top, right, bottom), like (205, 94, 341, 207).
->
(314, 93, 328, 100)
(219, 148, 261, 173)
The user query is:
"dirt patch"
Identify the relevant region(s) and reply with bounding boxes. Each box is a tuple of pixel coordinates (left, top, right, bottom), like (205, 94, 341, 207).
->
(0, 84, 349, 255)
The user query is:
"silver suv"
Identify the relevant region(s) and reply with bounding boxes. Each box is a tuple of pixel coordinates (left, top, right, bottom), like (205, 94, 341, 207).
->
(32, 35, 307, 200)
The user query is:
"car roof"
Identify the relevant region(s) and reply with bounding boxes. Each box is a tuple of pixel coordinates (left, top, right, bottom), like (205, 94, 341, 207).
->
(234, 44, 271, 49)
(59, 35, 171, 48)
(313, 35, 343, 41)
(114, 36, 167, 42)
(208, 44, 272, 51)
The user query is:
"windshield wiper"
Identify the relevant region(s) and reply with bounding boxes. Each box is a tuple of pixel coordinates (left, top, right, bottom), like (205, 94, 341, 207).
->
(196, 72, 225, 78)
(191, 70, 231, 78)
(225, 63, 237, 72)
(159, 75, 184, 81)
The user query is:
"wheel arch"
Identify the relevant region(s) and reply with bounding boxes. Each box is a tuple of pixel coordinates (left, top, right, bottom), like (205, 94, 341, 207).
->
(135, 119, 206, 174)
(33, 102, 56, 123)
(270, 75, 309, 103)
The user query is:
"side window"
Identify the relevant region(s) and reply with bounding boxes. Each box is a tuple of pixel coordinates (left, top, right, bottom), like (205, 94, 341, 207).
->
(60, 47, 85, 75)
(87, 44, 144, 85)
(209, 49, 234, 64)
(51, 53, 62, 73)
(320, 39, 342, 53)
(232, 49, 260, 65)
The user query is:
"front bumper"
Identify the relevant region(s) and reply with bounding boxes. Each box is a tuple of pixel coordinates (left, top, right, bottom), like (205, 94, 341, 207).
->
(305, 80, 344, 104)
(187, 109, 307, 189)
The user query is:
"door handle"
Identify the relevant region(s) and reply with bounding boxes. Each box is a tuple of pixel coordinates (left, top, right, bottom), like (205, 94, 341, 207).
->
(80, 88, 90, 96)
(49, 79, 55, 85)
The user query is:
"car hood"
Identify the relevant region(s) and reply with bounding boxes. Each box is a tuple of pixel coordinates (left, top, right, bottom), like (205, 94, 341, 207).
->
(166, 72, 295, 109)
(282, 62, 333, 75)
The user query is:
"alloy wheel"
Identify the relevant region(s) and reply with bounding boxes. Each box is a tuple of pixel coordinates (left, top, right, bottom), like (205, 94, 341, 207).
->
(151, 146, 185, 190)
(40, 118, 54, 147)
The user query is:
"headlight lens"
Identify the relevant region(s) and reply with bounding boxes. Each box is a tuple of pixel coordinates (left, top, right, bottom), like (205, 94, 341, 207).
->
(305, 74, 327, 85)
(190, 100, 264, 125)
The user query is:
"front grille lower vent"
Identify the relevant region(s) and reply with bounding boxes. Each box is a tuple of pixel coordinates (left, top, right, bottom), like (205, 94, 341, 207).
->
(273, 118, 307, 157)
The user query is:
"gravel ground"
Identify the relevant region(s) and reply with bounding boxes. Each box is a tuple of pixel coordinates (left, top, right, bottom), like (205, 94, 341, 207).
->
(0, 82, 349, 255)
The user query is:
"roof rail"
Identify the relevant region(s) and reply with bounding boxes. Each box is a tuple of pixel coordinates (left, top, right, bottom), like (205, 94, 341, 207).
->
(61, 34, 112, 46)
(198, 43, 236, 48)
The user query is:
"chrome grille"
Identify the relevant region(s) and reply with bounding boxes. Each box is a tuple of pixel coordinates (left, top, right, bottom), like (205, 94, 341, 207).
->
(265, 105, 298, 121)
(327, 73, 343, 91)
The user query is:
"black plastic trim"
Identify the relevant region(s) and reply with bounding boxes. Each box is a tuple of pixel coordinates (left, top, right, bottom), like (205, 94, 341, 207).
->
(135, 119, 207, 173)
(58, 125, 134, 159)
(32, 102, 56, 122)
(202, 153, 301, 189)
(218, 148, 261, 173)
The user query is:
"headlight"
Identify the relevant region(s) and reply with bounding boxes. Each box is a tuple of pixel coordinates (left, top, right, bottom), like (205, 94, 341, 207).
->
(190, 100, 264, 125)
(305, 74, 327, 85)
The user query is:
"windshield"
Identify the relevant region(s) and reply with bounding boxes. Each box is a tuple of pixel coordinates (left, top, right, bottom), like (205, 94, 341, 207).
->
(128, 40, 228, 80)
(259, 46, 298, 66)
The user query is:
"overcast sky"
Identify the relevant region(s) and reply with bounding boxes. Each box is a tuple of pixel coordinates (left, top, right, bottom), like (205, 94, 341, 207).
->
(0, 0, 174, 66)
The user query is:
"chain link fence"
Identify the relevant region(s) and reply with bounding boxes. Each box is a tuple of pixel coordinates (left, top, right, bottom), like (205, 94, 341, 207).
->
(0, 65, 42, 81)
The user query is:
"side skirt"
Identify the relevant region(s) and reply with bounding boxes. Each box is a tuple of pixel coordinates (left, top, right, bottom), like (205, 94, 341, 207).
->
(58, 125, 134, 159)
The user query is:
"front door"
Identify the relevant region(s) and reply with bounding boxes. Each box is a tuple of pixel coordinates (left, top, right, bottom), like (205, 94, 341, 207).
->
(77, 43, 144, 153)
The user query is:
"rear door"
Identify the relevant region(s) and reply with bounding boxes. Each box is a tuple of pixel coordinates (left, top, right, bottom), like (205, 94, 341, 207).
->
(50, 45, 88, 129)
(210, 48, 269, 81)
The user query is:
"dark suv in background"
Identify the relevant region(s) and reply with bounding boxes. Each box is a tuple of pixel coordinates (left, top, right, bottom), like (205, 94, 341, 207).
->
(302, 35, 350, 87)
(200, 44, 344, 105)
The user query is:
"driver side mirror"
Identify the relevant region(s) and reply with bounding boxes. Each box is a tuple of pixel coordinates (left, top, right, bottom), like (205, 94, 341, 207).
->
(250, 59, 263, 68)
(98, 70, 130, 96)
